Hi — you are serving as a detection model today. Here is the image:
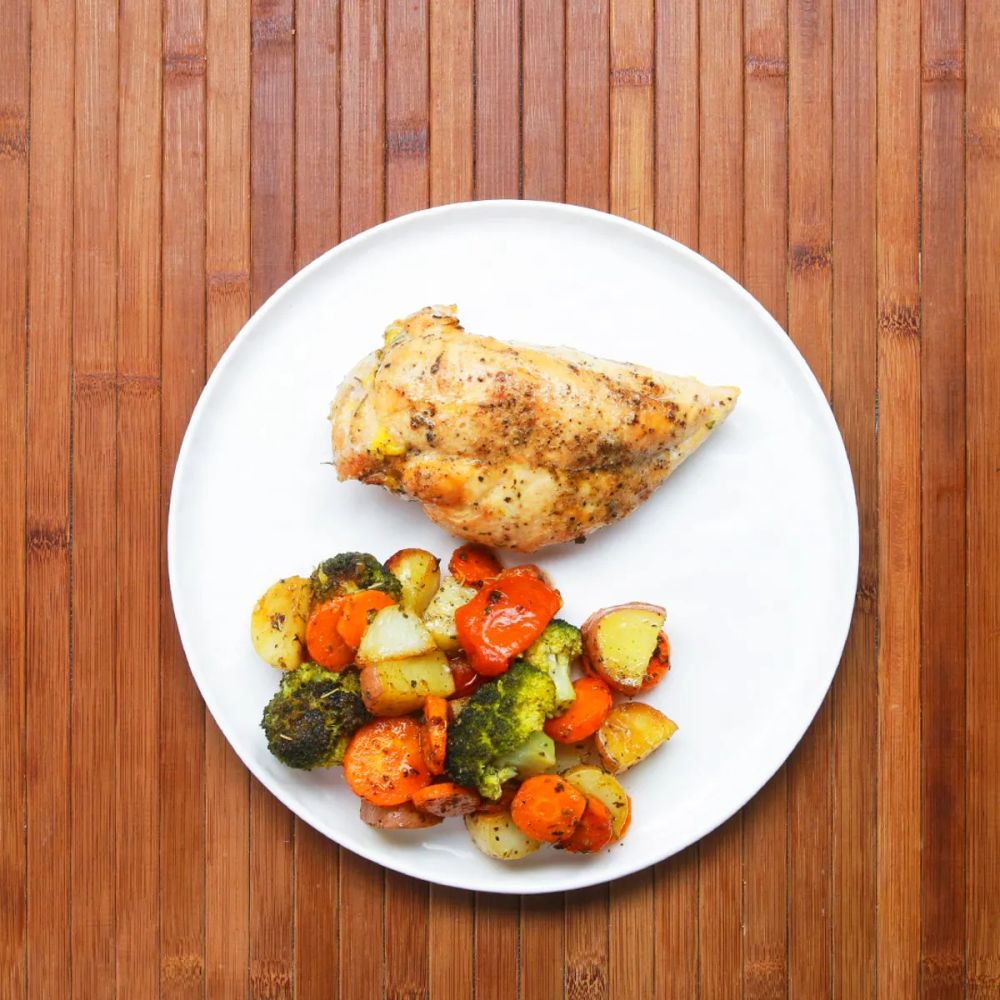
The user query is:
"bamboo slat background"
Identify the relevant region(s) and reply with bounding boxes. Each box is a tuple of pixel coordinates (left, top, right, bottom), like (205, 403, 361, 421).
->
(2, 0, 998, 997)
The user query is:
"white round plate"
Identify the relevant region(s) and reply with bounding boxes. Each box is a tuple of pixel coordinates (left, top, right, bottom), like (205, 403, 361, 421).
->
(169, 200, 858, 894)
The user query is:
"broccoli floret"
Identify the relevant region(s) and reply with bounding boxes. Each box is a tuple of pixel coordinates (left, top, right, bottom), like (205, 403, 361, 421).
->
(444, 660, 557, 799)
(310, 551, 402, 603)
(520, 619, 582, 712)
(261, 663, 370, 770)
(493, 730, 557, 779)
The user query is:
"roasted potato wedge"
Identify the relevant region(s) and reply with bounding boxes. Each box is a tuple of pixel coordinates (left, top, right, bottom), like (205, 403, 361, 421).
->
(465, 809, 542, 861)
(581, 602, 666, 693)
(422, 574, 477, 653)
(360, 799, 443, 829)
(359, 650, 456, 715)
(595, 702, 678, 774)
(250, 575, 311, 669)
(356, 604, 437, 665)
(385, 547, 441, 615)
(562, 765, 632, 839)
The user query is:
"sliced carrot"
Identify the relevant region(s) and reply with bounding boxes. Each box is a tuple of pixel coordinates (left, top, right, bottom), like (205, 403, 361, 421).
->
(412, 782, 481, 818)
(562, 795, 616, 852)
(544, 677, 614, 744)
(455, 573, 563, 676)
(305, 597, 354, 670)
(336, 589, 397, 648)
(448, 544, 503, 587)
(558, 796, 614, 854)
(421, 695, 449, 775)
(510, 774, 587, 843)
(639, 631, 671, 692)
(618, 797, 633, 839)
(343, 717, 431, 807)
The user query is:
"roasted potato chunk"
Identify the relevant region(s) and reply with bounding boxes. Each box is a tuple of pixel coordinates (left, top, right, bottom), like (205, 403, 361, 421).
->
(250, 576, 311, 669)
(359, 651, 456, 715)
(422, 574, 477, 653)
(356, 604, 437, 666)
(562, 765, 632, 839)
(581, 603, 666, 693)
(465, 809, 542, 861)
(359, 799, 443, 829)
(595, 702, 678, 774)
(385, 547, 441, 615)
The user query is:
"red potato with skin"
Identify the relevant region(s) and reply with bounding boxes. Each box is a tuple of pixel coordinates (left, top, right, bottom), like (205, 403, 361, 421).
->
(359, 650, 456, 716)
(581, 602, 667, 693)
(359, 799, 443, 829)
(595, 702, 678, 774)
(412, 782, 481, 817)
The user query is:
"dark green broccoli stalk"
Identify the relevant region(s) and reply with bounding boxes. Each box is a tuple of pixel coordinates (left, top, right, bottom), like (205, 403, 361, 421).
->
(261, 663, 370, 770)
(444, 660, 557, 799)
(309, 551, 402, 603)
(520, 619, 582, 712)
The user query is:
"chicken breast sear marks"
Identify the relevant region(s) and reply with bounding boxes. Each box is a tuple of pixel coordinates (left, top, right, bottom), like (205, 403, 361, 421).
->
(330, 306, 739, 552)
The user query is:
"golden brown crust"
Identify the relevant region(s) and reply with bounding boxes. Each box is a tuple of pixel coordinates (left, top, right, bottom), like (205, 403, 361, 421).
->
(330, 307, 739, 551)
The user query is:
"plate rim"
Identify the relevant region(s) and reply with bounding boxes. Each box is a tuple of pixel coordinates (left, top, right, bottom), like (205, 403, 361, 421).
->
(168, 199, 860, 894)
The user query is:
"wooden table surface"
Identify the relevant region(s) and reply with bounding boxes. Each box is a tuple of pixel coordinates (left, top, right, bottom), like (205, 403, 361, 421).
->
(3, 0, 998, 997)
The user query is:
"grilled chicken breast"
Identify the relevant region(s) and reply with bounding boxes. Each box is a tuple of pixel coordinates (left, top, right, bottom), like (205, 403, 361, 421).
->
(330, 306, 739, 552)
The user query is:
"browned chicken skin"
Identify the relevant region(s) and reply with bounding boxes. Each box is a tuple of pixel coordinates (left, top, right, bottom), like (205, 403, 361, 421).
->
(330, 306, 739, 551)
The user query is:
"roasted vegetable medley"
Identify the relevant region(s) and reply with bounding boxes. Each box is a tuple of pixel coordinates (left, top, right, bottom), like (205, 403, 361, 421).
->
(250, 545, 678, 861)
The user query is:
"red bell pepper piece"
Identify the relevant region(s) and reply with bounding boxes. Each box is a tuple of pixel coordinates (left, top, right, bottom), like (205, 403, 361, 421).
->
(455, 571, 562, 677)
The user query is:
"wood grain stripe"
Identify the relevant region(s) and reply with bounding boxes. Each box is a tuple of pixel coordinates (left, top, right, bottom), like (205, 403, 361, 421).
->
(116, 0, 162, 995)
(429, 0, 473, 208)
(25, 4, 75, 996)
(876, 0, 923, 994)
(655, 0, 698, 247)
(294, 0, 340, 267)
(566, 0, 609, 212)
(522, 0, 565, 201)
(0, 0, 29, 988)
(386, 0, 429, 221)
(70, 0, 118, 995)
(965, 1, 1000, 995)
(920, 1, 968, 996)
(565, 886, 609, 1000)
(522, 894, 564, 999)
(475, 0, 520, 199)
(115, 31, 163, 997)
(610, 0, 653, 225)
(475, 893, 519, 1000)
